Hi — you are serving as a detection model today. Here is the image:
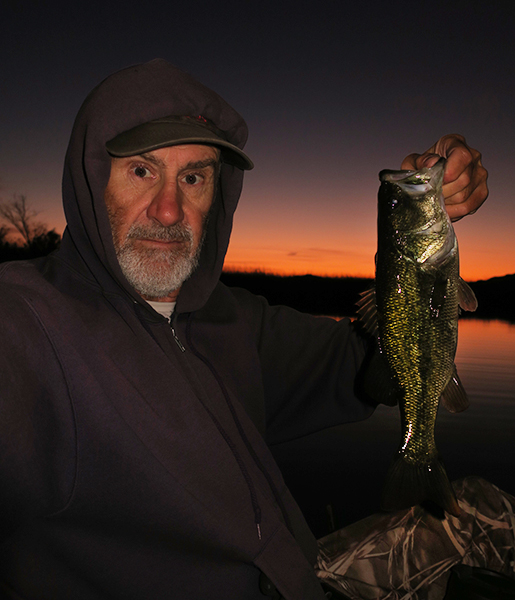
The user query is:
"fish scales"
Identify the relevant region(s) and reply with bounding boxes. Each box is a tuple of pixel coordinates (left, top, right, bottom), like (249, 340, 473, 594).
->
(358, 158, 477, 517)
(377, 215, 459, 468)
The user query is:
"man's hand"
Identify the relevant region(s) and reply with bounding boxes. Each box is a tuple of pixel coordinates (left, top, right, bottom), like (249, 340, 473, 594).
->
(401, 134, 488, 221)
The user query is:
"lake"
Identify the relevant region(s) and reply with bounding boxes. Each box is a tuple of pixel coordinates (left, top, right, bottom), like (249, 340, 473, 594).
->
(272, 318, 515, 538)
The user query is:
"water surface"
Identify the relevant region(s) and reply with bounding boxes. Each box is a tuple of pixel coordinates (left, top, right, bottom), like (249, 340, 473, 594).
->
(272, 318, 515, 536)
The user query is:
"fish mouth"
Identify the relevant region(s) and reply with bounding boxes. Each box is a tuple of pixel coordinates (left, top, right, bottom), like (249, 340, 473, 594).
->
(380, 157, 448, 236)
(380, 157, 446, 190)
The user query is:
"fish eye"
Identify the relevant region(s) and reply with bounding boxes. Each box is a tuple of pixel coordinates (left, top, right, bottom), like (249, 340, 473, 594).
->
(390, 198, 399, 209)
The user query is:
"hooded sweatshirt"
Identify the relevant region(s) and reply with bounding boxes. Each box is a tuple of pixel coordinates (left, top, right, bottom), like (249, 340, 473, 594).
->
(0, 59, 374, 599)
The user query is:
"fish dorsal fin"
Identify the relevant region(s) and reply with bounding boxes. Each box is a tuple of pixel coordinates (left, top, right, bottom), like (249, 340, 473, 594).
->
(356, 286, 378, 338)
(458, 277, 478, 312)
(440, 365, 470, 413)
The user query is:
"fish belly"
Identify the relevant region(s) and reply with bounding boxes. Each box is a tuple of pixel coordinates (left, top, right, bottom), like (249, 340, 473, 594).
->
(377, 253, 461, 516)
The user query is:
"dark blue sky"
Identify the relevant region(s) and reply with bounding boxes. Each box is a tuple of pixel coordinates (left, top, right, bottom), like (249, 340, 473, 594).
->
(2, 0, 514, 279)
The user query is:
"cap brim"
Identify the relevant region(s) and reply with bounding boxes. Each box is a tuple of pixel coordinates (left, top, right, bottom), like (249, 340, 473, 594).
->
(106, 121, 253, 170)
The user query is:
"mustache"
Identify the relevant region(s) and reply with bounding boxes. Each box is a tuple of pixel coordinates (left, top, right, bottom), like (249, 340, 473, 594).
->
(125, 222, 194, 243)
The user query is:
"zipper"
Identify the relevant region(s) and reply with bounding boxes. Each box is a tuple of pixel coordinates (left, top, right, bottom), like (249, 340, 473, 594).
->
(184, 315, 293, 541)
(169, 314, 186, 352)
(170, 323, 186, 352)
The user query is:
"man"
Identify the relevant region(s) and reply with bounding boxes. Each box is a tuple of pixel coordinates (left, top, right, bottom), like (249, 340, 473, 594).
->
(0, 59, 505, 600)
(104, 142, 221, 303)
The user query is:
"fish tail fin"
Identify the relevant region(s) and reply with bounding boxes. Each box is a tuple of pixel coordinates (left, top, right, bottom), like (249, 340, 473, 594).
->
(381, 454, 460, 517)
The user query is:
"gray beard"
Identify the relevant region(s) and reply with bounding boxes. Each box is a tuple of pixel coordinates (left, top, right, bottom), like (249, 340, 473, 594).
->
(112, 221, 205, 300)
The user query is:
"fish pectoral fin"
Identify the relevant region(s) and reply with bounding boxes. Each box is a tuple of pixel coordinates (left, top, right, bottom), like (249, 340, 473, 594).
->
(356, 342, 399, 407)
(356, 286, 379, 337)
(440, 365, 470, 413)
(381, 453, 461, 518)
(458, 277, 478, 312)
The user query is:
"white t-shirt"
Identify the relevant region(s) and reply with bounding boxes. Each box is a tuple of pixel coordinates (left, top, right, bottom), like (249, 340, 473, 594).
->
(146, 300, 176, 322)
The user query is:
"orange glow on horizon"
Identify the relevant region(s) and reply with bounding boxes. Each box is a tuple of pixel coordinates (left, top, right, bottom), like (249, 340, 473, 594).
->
(223, 255, 375, 279)
(223, 232, 514, 283)
(223, 254, 514, 282)
(223, 182, 515, 283)
(40, 192, 515, 284)
(47, 219, 514, 283)
(222, 258, 514, 282)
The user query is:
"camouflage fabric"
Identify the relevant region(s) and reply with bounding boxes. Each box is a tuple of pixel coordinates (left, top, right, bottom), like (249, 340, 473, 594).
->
(316, 477, 515, 599)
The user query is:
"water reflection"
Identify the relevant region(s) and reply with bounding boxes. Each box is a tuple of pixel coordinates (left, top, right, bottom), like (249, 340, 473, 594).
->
(272, 318, 515, 535)
(456, 319, 515, 402)
(433, 319, 514, 498)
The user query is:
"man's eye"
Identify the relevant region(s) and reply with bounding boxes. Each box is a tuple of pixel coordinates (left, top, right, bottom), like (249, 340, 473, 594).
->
(182, 173, 202, 185)
(133, 166, 152, 178)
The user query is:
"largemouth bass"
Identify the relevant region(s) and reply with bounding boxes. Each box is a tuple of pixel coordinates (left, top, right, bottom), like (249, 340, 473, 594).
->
(357, 158, 477, 517)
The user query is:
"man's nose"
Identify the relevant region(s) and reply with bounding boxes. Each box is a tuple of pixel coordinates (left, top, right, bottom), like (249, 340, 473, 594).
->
(146, 180, 184, 226)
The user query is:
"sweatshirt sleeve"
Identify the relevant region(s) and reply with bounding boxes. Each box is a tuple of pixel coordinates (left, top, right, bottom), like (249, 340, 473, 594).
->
(231, 287, 376, 445)
(0, 285, 77, 539)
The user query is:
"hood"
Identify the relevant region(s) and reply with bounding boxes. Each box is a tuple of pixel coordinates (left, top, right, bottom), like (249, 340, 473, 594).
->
(61, 59, 249, 314)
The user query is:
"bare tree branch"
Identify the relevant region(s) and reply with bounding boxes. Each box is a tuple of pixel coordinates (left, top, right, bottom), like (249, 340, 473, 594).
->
(0, 194, 47, 244)
(0, 225, 9, 244)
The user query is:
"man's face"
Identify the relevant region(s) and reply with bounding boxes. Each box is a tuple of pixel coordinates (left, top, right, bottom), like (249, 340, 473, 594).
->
(104, 144, 220, 301)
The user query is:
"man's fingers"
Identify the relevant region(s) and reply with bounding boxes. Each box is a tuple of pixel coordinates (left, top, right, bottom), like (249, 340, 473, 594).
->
(400, 153, 420, 170)
(400, 153, 440, 170)
(445, 176, 489, 221)
(400, 134, 488, 219)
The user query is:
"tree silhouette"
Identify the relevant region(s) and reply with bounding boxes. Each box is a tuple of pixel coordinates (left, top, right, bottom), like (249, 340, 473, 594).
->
(0, 194, 61, 262)
(0, 194, 47, 245)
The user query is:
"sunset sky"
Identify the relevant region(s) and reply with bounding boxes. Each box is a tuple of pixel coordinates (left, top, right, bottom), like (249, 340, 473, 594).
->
(2, 1, 514, 282)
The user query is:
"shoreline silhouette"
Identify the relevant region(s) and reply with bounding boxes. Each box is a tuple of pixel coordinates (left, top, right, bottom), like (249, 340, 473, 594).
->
(221, 270, 515, 323)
